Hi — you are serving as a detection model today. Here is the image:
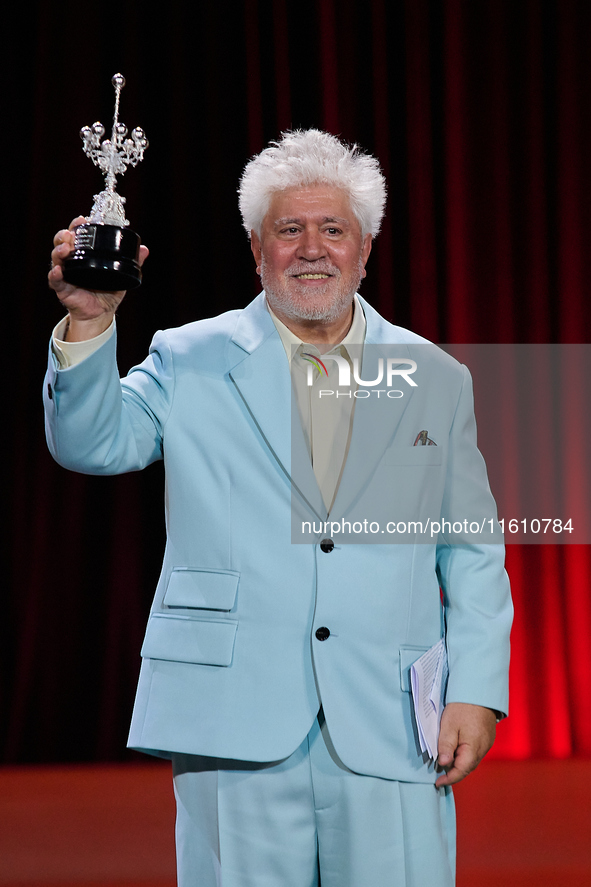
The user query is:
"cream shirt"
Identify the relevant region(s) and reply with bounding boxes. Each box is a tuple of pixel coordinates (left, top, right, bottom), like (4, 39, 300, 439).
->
(267, 297, 365, 511)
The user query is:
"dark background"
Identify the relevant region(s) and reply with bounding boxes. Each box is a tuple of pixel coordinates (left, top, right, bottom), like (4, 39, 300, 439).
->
(3, 0, 591, 763)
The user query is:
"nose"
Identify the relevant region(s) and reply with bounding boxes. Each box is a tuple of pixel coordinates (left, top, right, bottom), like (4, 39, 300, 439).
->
(296, 227, 326, 261)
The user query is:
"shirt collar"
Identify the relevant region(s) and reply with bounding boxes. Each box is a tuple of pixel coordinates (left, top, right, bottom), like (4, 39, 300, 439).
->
(266, 294, 367, 365)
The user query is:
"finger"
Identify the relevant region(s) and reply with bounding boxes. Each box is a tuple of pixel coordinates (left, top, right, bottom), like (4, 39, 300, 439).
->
(51, 240, 74, 267)
(435, 766, 465, 787)
(53, 228, 76, 248)
(435, 759, 474, 786)
(52, 216, 86, 248)
(435, 743, 455, 770)
(138, 244, 149, 267)
(48, 263, 63, 285)
(48, 266, 70, 296)
(48, 262, 72, 294)
(68, 215, 87, 230)
(436, 724, 459, 770)
(435, 743, 478, 787)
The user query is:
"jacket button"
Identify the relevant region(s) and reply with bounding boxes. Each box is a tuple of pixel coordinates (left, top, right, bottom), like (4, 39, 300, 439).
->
(315, 626, 330, 641)
(320, 538, 334, 553)
(47, 384, 53, 400)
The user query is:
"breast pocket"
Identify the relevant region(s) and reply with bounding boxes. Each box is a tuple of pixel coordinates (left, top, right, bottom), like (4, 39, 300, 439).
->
(163, 568, 240, 611)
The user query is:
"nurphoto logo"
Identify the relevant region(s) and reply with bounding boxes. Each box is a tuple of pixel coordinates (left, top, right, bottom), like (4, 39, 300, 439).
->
(302, 353, 418, 399)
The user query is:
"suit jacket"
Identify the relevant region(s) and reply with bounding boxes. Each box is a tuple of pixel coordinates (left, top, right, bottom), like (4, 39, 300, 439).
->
(44, 293, 512, 783)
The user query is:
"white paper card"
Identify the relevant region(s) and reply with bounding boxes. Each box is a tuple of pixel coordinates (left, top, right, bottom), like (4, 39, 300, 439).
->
(410, 639, 449, 760)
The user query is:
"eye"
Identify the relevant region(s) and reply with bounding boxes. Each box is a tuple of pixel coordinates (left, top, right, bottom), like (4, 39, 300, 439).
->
(325, 226, 342, 235)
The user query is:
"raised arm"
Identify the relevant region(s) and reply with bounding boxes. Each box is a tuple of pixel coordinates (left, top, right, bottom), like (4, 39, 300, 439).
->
(45, 218, 169, 476)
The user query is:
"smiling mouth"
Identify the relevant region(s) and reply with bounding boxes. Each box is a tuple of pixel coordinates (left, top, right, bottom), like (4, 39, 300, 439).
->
(293, 273, 331, 279)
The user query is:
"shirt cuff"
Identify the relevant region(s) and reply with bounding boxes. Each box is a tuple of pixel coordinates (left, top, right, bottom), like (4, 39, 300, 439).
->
(52, 317, 115, 369)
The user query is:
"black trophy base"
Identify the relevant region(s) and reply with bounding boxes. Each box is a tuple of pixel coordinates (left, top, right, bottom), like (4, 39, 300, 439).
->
(62, 223, 142, 291)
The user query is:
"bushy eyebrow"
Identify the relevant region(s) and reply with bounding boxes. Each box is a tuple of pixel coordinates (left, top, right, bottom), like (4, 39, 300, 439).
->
(273, 216, 350, 228)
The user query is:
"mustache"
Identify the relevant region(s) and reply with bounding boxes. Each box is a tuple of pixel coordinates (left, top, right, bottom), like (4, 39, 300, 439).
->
(286, 262, 340, 277)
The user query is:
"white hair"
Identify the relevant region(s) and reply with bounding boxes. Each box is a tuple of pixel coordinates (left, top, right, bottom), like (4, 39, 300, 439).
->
(238, 129, 386, 239)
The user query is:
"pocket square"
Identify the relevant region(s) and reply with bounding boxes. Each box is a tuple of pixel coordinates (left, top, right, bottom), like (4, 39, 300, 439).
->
(413, 430, 437, 446)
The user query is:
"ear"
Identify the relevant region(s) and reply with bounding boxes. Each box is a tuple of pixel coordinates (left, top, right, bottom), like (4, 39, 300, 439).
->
(250, 230, 262, 274)
(360, 233, 372, 279)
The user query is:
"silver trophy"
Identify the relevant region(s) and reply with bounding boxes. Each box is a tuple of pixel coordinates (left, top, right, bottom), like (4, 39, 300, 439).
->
(63, 73, 148, 291)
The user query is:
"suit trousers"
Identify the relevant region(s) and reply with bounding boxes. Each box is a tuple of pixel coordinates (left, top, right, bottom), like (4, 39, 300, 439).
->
(172, 714, 456, 887)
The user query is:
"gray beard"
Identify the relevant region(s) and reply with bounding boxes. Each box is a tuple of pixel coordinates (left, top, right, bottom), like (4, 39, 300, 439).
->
(260, 258, 363, 324)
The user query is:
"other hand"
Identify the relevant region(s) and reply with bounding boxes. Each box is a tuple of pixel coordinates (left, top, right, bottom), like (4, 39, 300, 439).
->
(435, 702, 497, 787)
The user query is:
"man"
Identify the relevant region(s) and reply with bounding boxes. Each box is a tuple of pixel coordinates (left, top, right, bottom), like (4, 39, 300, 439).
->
(46, 129, 512, 886)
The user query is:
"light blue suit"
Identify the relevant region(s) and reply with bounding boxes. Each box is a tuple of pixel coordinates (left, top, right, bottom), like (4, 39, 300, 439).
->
(44, 293, 512, 787)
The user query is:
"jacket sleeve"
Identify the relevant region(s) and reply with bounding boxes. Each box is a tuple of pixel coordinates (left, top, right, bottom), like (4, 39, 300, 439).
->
(436, 364, 513, 717)
(44, 327, 175, 475)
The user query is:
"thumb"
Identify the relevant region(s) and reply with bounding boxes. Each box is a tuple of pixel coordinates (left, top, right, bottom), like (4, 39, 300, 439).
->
(437, 723, 459, 769)
(437, 746, 455, 768)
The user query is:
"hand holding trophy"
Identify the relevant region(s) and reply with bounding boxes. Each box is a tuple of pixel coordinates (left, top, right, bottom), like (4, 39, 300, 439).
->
(62, 73, 148, 292)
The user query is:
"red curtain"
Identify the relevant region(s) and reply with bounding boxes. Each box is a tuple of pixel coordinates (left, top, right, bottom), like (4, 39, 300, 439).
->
(4, 0, 591, 762)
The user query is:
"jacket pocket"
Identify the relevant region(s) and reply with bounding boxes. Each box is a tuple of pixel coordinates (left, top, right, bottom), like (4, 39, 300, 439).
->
(163, 568, 240, 610)
(399, 645, 431, 691)
(141, 613, 238, 666)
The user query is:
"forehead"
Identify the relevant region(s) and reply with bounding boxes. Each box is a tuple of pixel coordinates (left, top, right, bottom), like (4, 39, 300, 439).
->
(264, 184, 358, 229)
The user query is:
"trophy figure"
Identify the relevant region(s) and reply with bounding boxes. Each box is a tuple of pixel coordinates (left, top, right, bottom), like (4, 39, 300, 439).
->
(63, 73, 148, 291)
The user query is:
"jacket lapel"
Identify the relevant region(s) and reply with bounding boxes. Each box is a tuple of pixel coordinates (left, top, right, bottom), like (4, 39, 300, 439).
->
(228, 294, 326, 521)
(329, 298, 418, 519)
